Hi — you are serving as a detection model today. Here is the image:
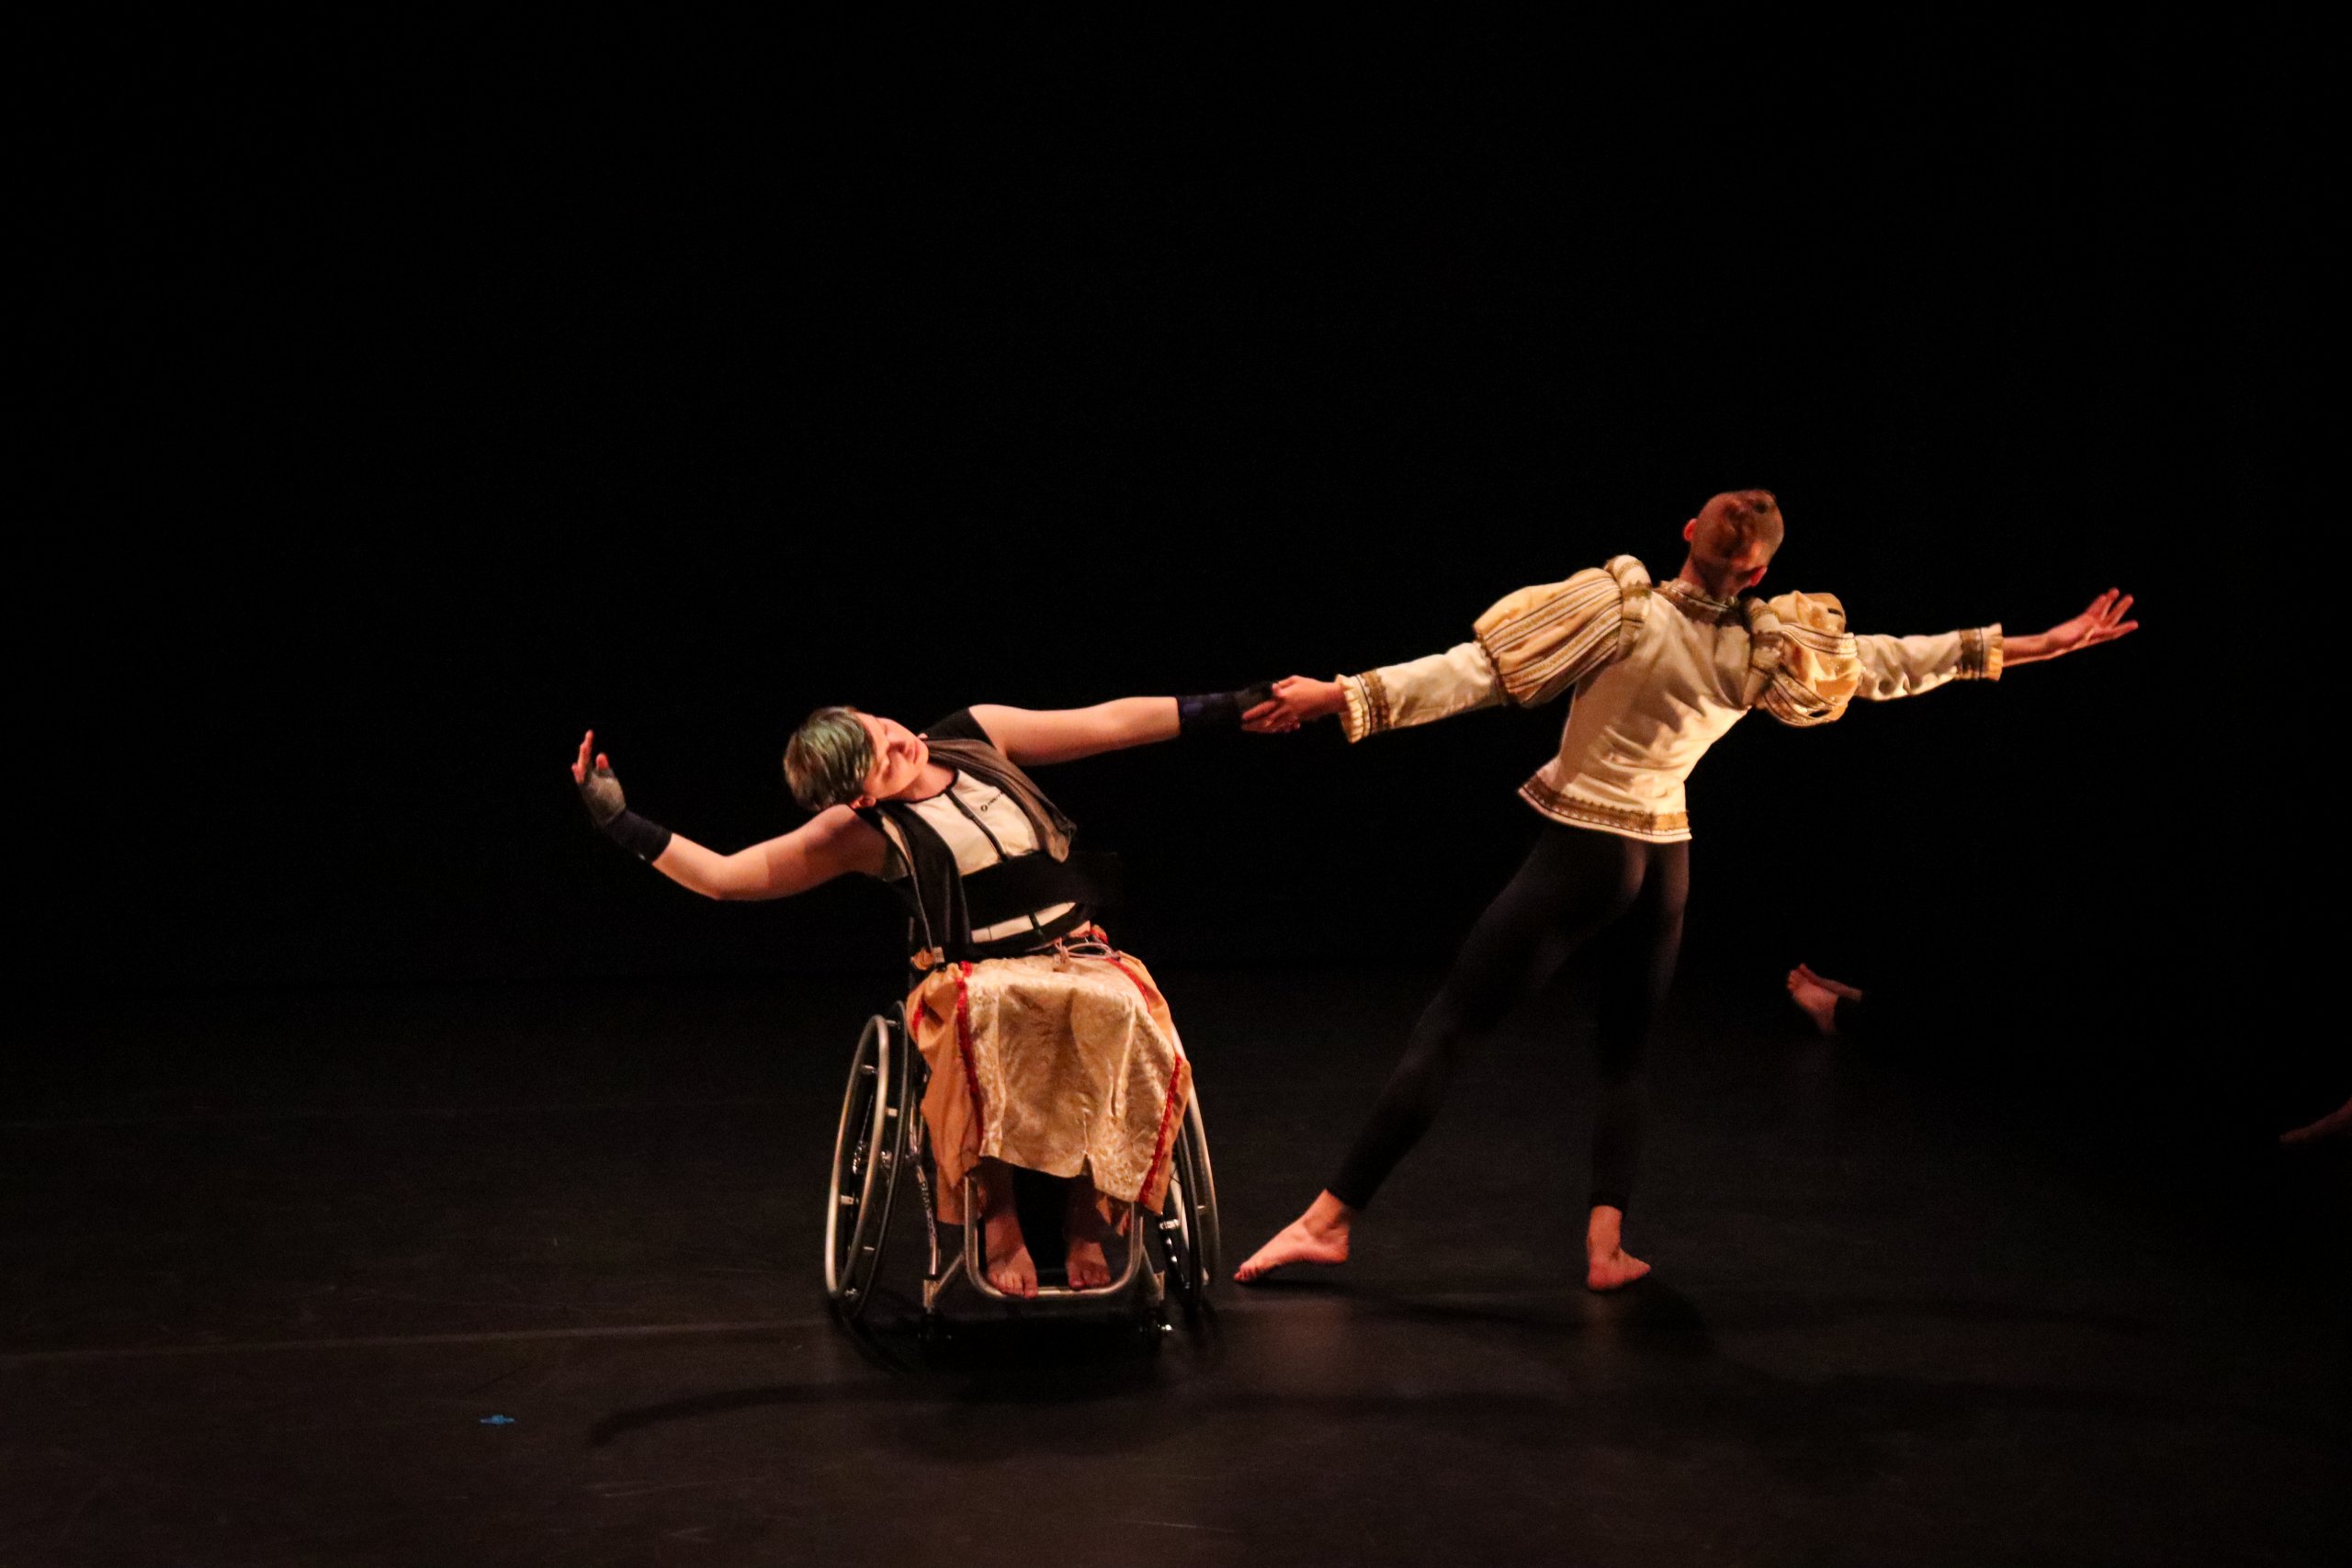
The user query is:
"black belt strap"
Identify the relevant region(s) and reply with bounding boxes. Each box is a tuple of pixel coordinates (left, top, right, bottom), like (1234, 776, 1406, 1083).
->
(957, 851, 1125, 928)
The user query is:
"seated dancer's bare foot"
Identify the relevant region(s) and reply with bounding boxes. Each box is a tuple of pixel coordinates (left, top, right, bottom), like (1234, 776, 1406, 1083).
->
(983, 1204, 1038, 1297)
(1584, 1203, 1651, 1292)
(1235, 1190, 1354, 1283)
(1064, 1236, 1112, 1289)
(1063, 1181, 1114, 1290)
(978, 1164, 1037, 1297)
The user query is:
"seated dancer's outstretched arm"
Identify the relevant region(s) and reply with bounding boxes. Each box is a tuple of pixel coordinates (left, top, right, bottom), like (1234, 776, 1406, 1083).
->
(1854, 588, 2138, 700)
(968, 682, 1272, 766)
(570, 729, 887, 899)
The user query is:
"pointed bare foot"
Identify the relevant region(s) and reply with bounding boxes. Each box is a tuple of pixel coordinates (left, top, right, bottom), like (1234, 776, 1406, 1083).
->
(1235, 1190, 1354, 1283)
(983, 1202, 1038, 1298)
(1586, 1247, 1653, 1292)
(1796, 964, 1864, 1000)
(1584, 1203, 1651, 1292)
(1786, 967, 1840, 1035)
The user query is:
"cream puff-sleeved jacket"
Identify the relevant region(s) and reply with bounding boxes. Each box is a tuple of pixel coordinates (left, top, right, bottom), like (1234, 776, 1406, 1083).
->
(1336, 556, 2002, 842)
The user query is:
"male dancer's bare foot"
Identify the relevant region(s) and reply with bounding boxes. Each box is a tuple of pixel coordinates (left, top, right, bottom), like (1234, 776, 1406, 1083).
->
(1063, 1179, 1114, 1289)
(1786, 963, 1863, 1037)
(1235, 1190, 1354, 1282)
(978, 1163, 1037, 1297)
(1586, 1248, 1653, 1291)
(1585, 1204, 1651, 1292)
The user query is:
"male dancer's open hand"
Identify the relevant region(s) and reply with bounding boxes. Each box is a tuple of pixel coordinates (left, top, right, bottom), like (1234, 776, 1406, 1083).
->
(1243, 676, 1347, 734)
(2007, 589, 2140, 666)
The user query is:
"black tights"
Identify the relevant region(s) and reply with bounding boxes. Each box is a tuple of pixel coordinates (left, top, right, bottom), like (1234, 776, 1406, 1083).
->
(1328, 823, 1689, 1214)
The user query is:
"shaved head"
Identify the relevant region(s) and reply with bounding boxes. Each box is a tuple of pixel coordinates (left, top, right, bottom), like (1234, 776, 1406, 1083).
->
(1682, 489, 1783, 595)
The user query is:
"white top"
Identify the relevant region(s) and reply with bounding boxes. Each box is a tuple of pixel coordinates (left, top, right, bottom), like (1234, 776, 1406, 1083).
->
(887, 773, 1078, 942)
(1338, 555, 2002, 842)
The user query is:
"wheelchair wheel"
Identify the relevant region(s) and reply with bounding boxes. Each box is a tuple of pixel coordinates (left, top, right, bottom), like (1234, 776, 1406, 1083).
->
(823, 1012, 909, 1323)
(1146, 1088, 1221, 1320)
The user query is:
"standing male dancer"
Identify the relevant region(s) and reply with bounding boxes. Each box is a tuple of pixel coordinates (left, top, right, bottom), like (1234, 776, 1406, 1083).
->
(1235, 490, 2138, 1290)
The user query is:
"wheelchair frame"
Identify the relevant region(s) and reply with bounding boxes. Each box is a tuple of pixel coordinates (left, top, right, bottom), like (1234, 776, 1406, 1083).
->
(824, 1000, 1219, 1328)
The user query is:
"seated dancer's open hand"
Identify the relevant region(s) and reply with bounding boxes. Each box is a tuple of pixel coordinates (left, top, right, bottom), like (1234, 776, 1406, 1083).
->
(571, 729, 628, 829)
(1243, 676, 1346, 734)
(2039, 589, 2140, 658)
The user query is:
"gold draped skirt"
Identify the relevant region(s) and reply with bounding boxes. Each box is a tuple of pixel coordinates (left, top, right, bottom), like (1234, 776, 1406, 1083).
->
(904, 940, 1191, 1225)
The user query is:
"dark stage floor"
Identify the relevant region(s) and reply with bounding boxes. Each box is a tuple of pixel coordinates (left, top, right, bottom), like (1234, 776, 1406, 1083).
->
(5, 969, 2343, 1567)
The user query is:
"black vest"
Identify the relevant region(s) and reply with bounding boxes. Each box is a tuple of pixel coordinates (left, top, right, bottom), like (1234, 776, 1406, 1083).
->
(854, 740, 1117, 964)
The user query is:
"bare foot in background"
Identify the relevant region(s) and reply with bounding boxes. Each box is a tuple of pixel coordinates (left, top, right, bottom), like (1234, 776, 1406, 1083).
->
(1786, 963, 1864, 1037)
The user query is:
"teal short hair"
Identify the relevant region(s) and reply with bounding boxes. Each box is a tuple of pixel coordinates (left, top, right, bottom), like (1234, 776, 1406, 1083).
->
(784, 706, 873, 811)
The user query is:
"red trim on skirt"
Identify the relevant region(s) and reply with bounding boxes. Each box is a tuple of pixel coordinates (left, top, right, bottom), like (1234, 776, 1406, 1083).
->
(1102, 953, 1185, 1208)
(952, 961, 985, 1143)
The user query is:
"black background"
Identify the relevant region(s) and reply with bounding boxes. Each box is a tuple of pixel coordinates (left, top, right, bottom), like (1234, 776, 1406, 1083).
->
(23, 22, 2310, 1140)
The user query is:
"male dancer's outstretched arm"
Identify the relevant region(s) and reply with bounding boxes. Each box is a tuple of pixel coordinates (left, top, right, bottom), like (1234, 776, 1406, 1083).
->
(1940, 588, 2138, 669)
(1849, 587, 2138, 696)
(1247, 590, 2140, 731)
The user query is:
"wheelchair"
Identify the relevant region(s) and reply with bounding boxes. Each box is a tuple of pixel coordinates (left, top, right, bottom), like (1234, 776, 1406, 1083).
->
(823, 998, 1219, 1331)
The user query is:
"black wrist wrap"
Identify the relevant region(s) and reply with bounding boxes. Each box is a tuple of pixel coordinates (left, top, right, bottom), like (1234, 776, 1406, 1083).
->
(605, 809, 673, 863)
(1178, 682, 1275, 737)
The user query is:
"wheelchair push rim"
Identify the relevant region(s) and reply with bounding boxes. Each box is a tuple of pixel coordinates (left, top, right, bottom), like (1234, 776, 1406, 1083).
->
(823, 1012, 907, 1318)
(1146, 1089, 1221, 1318)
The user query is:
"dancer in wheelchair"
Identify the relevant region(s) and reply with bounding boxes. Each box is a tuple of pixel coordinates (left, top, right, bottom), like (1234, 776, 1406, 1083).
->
(570, 688, 1263, 1297)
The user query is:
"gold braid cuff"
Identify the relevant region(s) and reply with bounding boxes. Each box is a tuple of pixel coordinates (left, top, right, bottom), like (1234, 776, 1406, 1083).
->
(1960, 624, 2005, 682)
(1338, 670, 1393, 743)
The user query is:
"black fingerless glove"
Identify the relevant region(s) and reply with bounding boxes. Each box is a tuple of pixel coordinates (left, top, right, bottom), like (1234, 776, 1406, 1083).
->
(577, 761, 674, 863)
(1177, 682, 1277, 737)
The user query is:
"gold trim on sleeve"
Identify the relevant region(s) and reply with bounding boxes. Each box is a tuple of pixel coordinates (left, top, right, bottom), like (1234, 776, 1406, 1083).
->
(1362, 668, 1392, 733)
(1961, 624, 2005, 682)
(1339, 670, 1392, 742)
